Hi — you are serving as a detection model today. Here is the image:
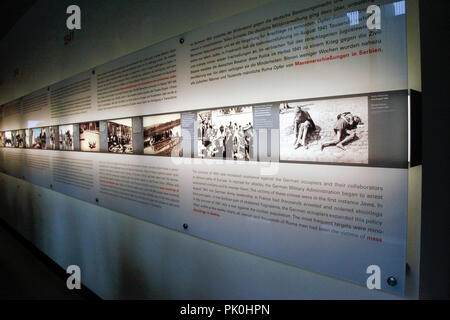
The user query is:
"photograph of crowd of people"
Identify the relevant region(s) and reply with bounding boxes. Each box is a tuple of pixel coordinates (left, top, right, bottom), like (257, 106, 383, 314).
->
(107, 118, 133, 154)
(80, 122, 100, 152)
(13, 130, 25, 148)
(279, 96, 368, 164)
(31, 128, 46, 149)
(143, 114, 182, 156)
(197, 106, 254, 160)
(48, 126, 58, 150)
(59, 125, 74, 151)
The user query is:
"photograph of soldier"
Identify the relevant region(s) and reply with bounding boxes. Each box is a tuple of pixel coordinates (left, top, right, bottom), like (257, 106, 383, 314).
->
(279, 96, 368, 164)
(197, 106, 254, 161)
(13, 129, 25, 148)
(80, 122, 100, 152)
(143, 113, 182, 156)
(48, 126, 58, 150)
(107, 118, 133, 154)
(31, 128, 46, 149)
(59, 125, 74, 151)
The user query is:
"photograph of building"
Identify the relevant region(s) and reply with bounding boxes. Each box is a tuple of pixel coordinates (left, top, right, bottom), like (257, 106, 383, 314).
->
(107, 119, 133, 154)
(143, 113, 182, 156)
(80, 122, 100, 152)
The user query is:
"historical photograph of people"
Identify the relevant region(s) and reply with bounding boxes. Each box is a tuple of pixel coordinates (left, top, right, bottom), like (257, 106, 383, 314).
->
(13, 129, 25, 148)
(80, 122, 100, 152)
(279, 96, 368, 164)
(59, 125, 74, 151)
(197, 106, 254, 160)
(48, 126, 58, 150)
(143, 113, 182, 156)
(0, 132, 4, 147)
(31, 128, 46, 149)
(4, 131, 12, 147)
(107, 118, 133, 154)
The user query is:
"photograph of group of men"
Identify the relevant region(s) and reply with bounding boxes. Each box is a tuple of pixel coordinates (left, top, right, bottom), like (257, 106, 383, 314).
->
(107, 119, 133, 154)
(279, 96, 368, 164)
(197, 106, 254, 161)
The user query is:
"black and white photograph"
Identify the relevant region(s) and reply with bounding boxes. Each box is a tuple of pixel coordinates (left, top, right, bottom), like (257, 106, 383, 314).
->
(31, 128, 46, 149)
(13, 129, 25, 148)
(80, 122, 100, 152)
(279, 96, 368, 164)
(24, 129, 31, 148)
(107, 118, 133, 154)
(197, 106, 254, 160)
(0, 132, 5, 147)
(48, 126, 58, 150)
(143, 114, 182, 156)
(59, 125, 74, 151)
(4, 131, 12, 147)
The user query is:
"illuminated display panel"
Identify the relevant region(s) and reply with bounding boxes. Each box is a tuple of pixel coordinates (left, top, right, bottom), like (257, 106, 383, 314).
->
(0, 0, 410, 295)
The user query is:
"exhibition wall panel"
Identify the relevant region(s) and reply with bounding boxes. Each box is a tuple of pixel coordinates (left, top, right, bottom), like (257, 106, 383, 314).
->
(0, 0, 415, 296)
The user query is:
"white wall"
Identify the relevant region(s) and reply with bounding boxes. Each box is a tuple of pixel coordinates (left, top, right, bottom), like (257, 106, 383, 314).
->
(0, 0, 420, 299)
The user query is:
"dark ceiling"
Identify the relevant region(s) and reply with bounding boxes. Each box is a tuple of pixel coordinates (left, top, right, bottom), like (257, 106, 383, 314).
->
(0, 0, 36, 40)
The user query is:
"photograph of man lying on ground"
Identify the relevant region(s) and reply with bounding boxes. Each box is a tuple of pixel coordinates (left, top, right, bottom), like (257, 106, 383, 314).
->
(279, 96, 368, 164)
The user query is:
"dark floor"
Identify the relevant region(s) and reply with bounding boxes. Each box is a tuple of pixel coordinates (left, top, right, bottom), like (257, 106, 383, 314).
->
(0, 220, 93, 300)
